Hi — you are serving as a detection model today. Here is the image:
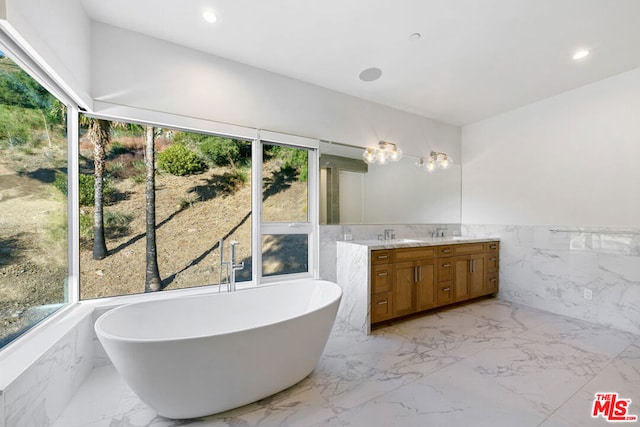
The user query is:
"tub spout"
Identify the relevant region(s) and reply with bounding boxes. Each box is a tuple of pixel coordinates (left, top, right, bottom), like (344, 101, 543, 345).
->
(229, 240, 244, 292)
(220, 238, 244, 292)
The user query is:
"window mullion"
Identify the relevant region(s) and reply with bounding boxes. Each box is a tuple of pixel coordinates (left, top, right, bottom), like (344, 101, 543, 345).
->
(252, 137, 263, 283)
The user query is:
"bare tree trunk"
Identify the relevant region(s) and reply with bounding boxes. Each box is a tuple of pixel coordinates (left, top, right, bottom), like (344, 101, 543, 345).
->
(89, 119, 110, 260)
(144, 126, 161, 292)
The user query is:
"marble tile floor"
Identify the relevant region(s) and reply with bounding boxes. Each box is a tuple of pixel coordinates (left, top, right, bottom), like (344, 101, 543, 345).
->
(52, 298, 640, 427)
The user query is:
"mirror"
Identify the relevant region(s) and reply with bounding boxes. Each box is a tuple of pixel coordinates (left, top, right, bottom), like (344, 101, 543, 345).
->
(319, 141, 461, 224)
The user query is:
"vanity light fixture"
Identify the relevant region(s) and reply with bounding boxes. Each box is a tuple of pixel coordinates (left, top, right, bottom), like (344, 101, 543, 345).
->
(416, 151, 452, 171)
(362, 141, 403, 165)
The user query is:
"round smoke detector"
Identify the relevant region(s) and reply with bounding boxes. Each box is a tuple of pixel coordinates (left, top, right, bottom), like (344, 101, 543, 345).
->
(359, 67, 382, 82)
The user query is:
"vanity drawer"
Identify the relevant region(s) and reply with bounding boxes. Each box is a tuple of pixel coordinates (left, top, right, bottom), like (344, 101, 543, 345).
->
(371, 292, 393, 323)
(372, 264, 391, 293)
(487, 242, 499, 252)
(437, 259, 454, 282)
(487, 254, 499, 274)
(437, 245, 454, 257)
(372, 250, 391, 264)
(453, 242, 486, 255)
(394, 246, 436, 262)
(487, 275, 499, 293)
(437, 281, 454, 305)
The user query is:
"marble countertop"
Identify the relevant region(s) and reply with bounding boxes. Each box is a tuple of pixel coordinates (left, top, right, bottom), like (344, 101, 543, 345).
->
(342, 236, 500, 250)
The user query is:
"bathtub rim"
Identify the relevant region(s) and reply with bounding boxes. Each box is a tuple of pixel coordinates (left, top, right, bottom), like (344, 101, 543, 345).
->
(94, 279, 342, 344)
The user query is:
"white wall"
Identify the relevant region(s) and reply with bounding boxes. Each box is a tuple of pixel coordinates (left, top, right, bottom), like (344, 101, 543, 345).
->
(2, 0, 92, 107)
(462, 67, 640, 227)
(90, 23, 460, 160)
(461, 68, 640, 335)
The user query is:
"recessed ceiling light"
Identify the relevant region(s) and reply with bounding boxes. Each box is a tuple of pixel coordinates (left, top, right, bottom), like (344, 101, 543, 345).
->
(359, 67, 382, 82)
(202, 9, 218, 23)
(409, 33, 421, 41)
(572, 49, 590, 60)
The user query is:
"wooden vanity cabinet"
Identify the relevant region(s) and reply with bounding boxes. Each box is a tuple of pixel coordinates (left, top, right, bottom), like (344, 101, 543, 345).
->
(371, 250, 393, 323)
(371, 240, 499, 327)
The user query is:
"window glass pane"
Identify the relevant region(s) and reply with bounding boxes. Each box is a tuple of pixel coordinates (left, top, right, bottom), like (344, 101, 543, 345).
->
(0, 52, 68, 348)
(79, 124, 251, 299)
(262, 143, 308, 223)
(262, 234, 308, 276)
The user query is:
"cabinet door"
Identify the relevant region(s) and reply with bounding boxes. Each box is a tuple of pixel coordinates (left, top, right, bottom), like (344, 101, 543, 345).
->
(392, 261, 416, 317)
(469, 254, 486, 297)
(415, 261, 437, 311)
(454, 257, 470, 301)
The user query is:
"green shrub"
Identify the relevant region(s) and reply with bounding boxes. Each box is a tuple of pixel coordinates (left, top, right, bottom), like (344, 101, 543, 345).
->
(198, 136, 241, 167)
(79, 174, 95, 206)
(52, 171, 67, 195)
(77, 173, 114, 206)
(157, 144, 205, 176)
(269, 146, 308, 182)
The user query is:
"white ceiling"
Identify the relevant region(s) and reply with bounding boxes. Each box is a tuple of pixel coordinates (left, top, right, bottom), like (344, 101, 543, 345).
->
(80, 0, 640, 126)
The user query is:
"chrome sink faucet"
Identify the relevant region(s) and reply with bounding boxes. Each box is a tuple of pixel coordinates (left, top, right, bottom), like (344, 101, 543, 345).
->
(433, 227, 446, 238)
(219, 238, 245, 292)
(384, 229, 396, 241)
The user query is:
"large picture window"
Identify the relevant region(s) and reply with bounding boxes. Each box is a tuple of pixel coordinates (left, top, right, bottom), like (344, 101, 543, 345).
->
(0, 51, 68, 348)
(77, 118, 318, 299)
(78, 118, 253, 299)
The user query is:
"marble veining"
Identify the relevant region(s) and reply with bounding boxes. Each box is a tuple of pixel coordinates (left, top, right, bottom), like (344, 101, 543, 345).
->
(52, 299, 639, 427)
(4, 312, 94, 427)
(462, 224, 640, 335)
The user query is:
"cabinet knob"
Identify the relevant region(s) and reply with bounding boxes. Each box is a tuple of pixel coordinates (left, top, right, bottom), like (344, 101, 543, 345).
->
(441, 249, 451, 253)
(377, 255, 388, 259)
(441, 287, 451, 292)
(442, 263, 451, 268)
(377, 300, 388, 305)
(490, 244, 497, 249)
(377, 272, 388, 277)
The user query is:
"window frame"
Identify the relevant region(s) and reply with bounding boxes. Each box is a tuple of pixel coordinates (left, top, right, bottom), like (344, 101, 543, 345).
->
(256, 131, 319, 282)
(0, 37, 77, 352)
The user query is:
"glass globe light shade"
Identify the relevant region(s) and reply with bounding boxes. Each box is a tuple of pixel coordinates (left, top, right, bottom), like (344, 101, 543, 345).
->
(362, 148, 375, 164)
(439, 155, 451, 169)
(389, 146, 402, 162)
(376, 149, 389, 164)
(426, 157, 436, 172)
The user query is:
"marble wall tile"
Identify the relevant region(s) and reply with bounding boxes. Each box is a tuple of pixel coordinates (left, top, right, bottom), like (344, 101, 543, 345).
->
(336, 242, 370, 333)
(3, 312, 94, 427)
(462, 224, 640, 335)
(1, 391, 5, 427)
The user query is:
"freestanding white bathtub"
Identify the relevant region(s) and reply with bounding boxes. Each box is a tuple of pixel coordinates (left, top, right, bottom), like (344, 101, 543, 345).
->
(95, 279, 342, 419)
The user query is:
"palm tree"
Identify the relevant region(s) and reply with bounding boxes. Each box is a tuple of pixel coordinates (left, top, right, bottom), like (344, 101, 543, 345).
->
(144, 125, 161, 292)
(86, 118, 110, 260)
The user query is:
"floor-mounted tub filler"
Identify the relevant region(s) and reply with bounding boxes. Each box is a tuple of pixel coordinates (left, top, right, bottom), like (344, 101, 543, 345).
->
(95, 279, 342, 419)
